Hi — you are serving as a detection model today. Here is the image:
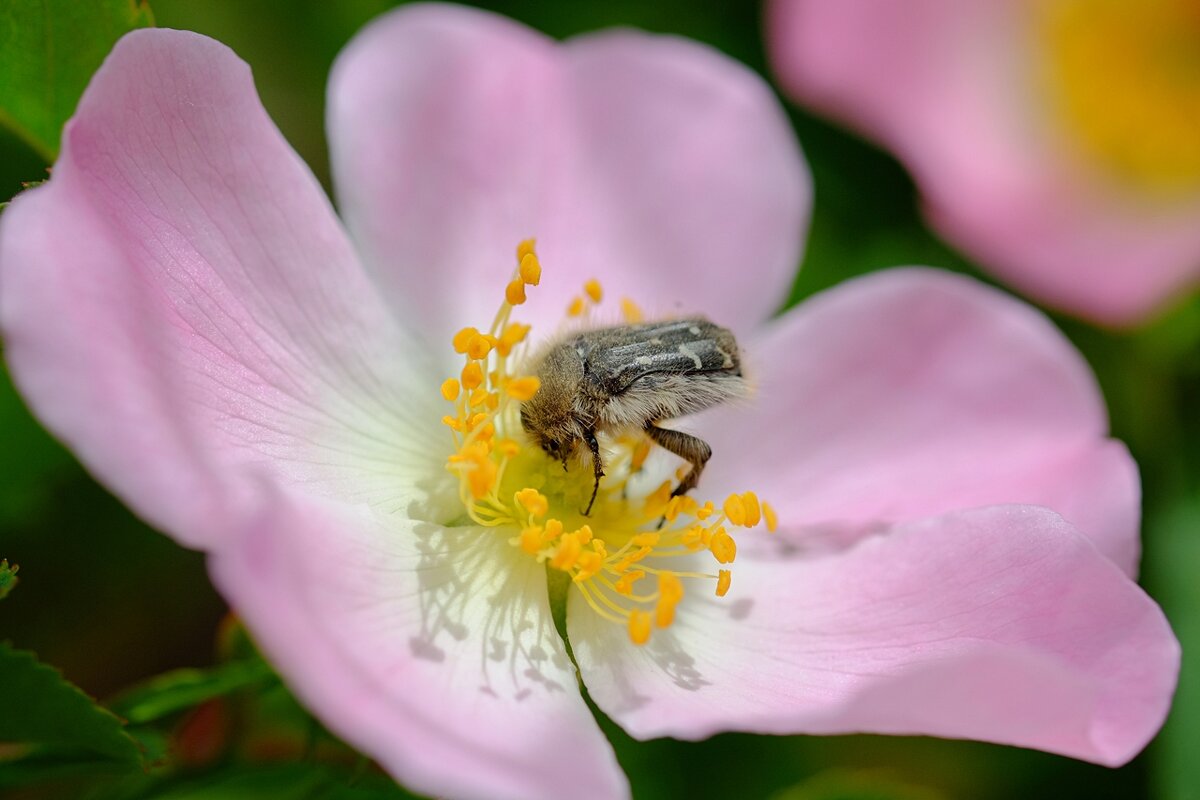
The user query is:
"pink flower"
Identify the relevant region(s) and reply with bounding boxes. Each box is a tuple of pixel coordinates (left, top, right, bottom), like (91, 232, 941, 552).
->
(767, 0, 1200, 325)
(0, 4, 1178, 799)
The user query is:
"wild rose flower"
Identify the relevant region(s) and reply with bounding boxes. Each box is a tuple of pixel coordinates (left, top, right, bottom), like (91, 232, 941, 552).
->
(0, 5, 1179, 800)
(767, 0, 1200, 325)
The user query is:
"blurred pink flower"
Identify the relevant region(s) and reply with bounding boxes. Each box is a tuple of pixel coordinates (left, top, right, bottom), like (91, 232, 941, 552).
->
(768, 0, 1200, 325)
(0, 4, 1178, 799)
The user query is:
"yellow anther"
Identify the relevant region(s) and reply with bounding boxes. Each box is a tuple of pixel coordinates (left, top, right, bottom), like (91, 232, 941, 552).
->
(681, 525, 705, 549)
(505, 278, 527, 306)
(574, 551, 603, 582)
(459, 440, 490, 461)
(631, 438, 652, 470)
(591, 539, 608, 560)
(519, 526, 544, 555)
(467, 459, 498, 499)
(710, 529, 737, 564)
(621, 297, 643, 323)
(584, 278, 603, 303)
(519, 252, 542, 286)
(468, 412, 489, 430)
(575, 524, 594, 545)
(741, 491, 761, 527)
(656, 602, 677, 629)
(632, 532, 661, 548)
(517, 238, 537, 261)
(466, 333, 493, 360)
(476, 422, 495, 441)
(516, 488, 549, 518)
(567, 296, 586, 317)
(716, 569, 732, 597)
(696, 501, 715, 521)
(763, 501, 778, 533)
(505, 376, 541, 401)
(486, 392, 501, 411)
(452, 327, 479, 354)
(497, 439, 521, 458)
(440, 378, 461, 402)
(628, 609, 652, 645)
(723, 494, 746, 527)
(658, 572, 684, 605)
(501, 322, 530, 346)
(614, 547, 653, 573)
(461, 362, 484, 390)
(544, 518, 564, 540)
(441, 415, 461, 431)
(550, 533, 582, 571)
(614, 570, 645, 595)
(468, 387, 489, 407)
(643, 481, 673, 518)
(664, 496, 685, 522)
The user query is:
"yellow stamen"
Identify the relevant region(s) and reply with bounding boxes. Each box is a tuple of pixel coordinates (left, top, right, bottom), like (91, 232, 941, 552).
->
(505, 278, 527, 306)
(1036, 0, 1200, 192)
(516, 488, 549, 517)
(461, 362, 484, 390)
(466, 333, 493, 360)
(628, 610, 652, 645)
(440, 378, 460, 402)
(614, 570, 645, 595)
(550, 533, 582, 571)
(763, 502, 778, 533)
(584, 278, 603, 303)
(517, 238, 537, 261)
(710, 529, 737, 564)
(567, 296, 586, 317)
(519, 252, 542, 286)
(505, 376, 541, 401)
(741, 491, 761, 527)
(452, 327, 479, 354)
(621, 297, 644, 323)
(723, 494, 746, 527)
(519, 526, 544, 555)
(716, 569, 732, 597)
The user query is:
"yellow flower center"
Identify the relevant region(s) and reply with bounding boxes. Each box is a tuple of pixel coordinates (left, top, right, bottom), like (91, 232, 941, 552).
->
(439, 240, 777, 646)
(1036, 0, 1200, 194)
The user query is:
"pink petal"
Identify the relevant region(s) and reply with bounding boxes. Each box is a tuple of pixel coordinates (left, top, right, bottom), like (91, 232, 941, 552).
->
(571, 506, 1179, 766)
(328, 3, 809, 345)
(698, 269, 1140, 574)
(211, 483, 627, 800)
(0, 29, 442, 548)
(767, 0, 1200, 324)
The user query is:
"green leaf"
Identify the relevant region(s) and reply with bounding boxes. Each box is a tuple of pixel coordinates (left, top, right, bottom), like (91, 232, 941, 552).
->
(0, 642, 141, 763)
(1148, 498, 1200, 800)
(0, 0, 154, 161)
(110, 658, 277, 725)
(0, 559, 18, 599)
(141, 763, 418, 800)
(771, 770, 945, 800)
(0, 362, 76, 525)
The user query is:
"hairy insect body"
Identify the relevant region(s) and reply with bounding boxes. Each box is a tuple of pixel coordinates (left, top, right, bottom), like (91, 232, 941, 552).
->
(520, 317, 746, 514)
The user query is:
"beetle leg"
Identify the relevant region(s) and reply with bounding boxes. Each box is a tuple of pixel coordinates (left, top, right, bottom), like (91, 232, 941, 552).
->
(582, 429, 605, 516)
(644, 423, 712, 498)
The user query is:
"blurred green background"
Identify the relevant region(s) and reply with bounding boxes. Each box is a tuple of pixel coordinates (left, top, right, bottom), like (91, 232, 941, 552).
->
(1, 1, 1197, 798)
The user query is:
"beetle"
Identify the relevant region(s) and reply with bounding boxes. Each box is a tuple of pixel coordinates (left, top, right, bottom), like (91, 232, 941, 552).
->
(519, 317, 746, 514)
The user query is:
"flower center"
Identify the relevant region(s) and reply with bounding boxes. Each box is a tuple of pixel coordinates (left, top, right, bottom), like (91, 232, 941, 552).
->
(1036, 0, 1200, 194)
(438, 241, 776, 646)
